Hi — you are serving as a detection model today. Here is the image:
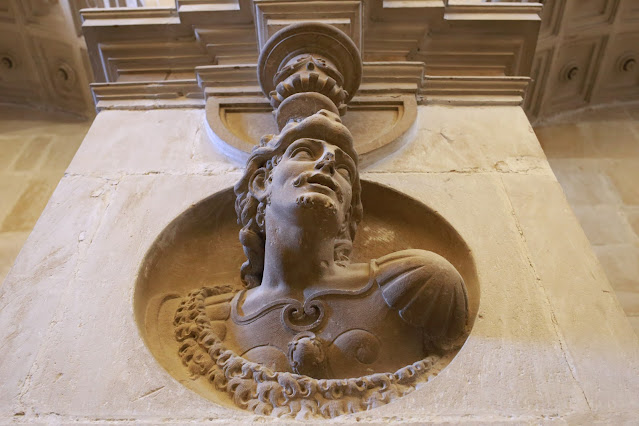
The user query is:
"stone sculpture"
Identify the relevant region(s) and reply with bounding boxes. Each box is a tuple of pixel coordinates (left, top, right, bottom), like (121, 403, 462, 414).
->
(173, 22, 469, 418)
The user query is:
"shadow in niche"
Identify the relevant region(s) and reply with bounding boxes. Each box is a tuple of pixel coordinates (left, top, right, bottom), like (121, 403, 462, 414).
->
(134, 180, 479, 409)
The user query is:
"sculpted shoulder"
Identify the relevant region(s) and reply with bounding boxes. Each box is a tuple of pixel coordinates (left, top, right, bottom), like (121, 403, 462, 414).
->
(373, 249, 469, 342)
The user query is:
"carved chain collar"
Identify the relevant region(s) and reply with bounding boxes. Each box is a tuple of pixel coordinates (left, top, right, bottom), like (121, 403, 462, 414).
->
(174, 284, 441, 419)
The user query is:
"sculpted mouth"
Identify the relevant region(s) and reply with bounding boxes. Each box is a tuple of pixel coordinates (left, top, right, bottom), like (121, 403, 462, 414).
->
(306, 174, 338, 192)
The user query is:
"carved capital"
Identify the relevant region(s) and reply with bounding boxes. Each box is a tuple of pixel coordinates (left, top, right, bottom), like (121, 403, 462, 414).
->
(257, 22, 362, 130)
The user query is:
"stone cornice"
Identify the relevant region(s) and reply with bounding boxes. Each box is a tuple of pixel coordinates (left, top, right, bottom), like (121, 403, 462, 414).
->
(91, 70, 529, 110)
(81, 0, 542, 84)
(444, 2, 542, 20)
(420, 76, 530, 106)
(91, 80, 204, 111)
(80, 7, 179, 25)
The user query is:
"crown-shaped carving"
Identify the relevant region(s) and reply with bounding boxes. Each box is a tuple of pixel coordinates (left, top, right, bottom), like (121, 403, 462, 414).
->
(257, 22, 362, 130)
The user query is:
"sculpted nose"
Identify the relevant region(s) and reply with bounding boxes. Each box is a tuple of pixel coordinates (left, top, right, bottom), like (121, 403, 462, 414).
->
(315, 152, 335, 174)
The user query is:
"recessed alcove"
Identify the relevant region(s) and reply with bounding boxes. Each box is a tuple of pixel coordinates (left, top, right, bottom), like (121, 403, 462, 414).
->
(134, 180, 479, 413)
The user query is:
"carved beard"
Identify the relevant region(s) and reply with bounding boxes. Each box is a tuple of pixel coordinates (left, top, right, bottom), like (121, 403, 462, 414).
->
(292, 173, 344, 203)
(295, 194, 338, 215)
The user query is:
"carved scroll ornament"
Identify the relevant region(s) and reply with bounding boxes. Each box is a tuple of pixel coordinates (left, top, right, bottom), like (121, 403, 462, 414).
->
(174, 23, 470, 419)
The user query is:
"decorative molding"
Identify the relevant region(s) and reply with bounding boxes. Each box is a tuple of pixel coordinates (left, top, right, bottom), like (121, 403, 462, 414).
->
(359, 62, 424, 94)
(443, 2, 542, 20)
(419, 76, 530, 106)
(194, 24, 258, 65)
(187, 57, 527, 162)
(70, 0, 144, 36)
(90, 64, 530, 110)
(176, 0, 253, 25)
(81, 0, 536, 160)
(203, 94, 418, 165)
(409, 35, 529, 77)
(91, 79, 204, 110)
(538, 0, 565, 38)
(197, 64, 261, 97)
(81, 0, 542, 84)
(196, 61, 528, 101)
(253, 0, 362, 50)
(10, 0, 638, 121)
(80, 7, 179, 22)
(197, 40, 418, 163)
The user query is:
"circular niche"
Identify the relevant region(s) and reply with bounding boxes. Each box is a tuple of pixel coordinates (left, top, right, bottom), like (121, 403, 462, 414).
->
(135, 180, 479, 418)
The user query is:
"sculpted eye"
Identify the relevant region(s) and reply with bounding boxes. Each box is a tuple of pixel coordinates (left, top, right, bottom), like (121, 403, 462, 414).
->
(290, 146, 314, 160)
(337, 166, 352, 182)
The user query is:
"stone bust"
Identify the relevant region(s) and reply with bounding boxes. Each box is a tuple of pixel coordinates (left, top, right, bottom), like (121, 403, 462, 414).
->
(172, 22, 470, 418)
(223, 109, 468, 378)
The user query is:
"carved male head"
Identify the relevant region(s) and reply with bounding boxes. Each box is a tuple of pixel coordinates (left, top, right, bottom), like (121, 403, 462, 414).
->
(234, 110, 363, 288)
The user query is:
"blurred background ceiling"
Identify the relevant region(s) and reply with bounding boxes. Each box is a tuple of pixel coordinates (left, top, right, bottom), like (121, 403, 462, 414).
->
(0, 0, 174, 118)
(525, 0, 639, 123)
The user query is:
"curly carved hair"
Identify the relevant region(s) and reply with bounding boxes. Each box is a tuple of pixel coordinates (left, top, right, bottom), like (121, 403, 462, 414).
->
(233, 110, 363, 289)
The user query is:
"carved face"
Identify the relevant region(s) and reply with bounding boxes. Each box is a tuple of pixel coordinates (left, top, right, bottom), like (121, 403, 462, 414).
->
(260, 138, 356, 232)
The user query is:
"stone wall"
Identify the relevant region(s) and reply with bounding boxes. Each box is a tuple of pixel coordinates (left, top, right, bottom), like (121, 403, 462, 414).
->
(1, 105, 637, 422)
(0, 105, 90, 284)
(535, 103, 639, 337)
(2, 101, 638, 342)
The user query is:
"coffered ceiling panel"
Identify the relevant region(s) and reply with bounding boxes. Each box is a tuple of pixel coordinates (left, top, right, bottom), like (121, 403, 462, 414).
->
(564, 0, 619, 31)
(16, 0, 58, 24)
(524, 47, 553, 118)
(0, 0, 94, 116)
(0, 1, 16, 23)
(593, 31, 639, 102)
(617, 0, 639, 23)
(544, 36, 607, 114)
(33, 36, 87, 112)
(526, 0, 639, 122)
(0, 29, 42, 104)
(538, 0, 564, 38)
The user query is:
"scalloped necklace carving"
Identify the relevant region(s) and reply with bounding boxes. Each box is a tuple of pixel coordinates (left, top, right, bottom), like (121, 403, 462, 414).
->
(174, 285, 441, 419)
